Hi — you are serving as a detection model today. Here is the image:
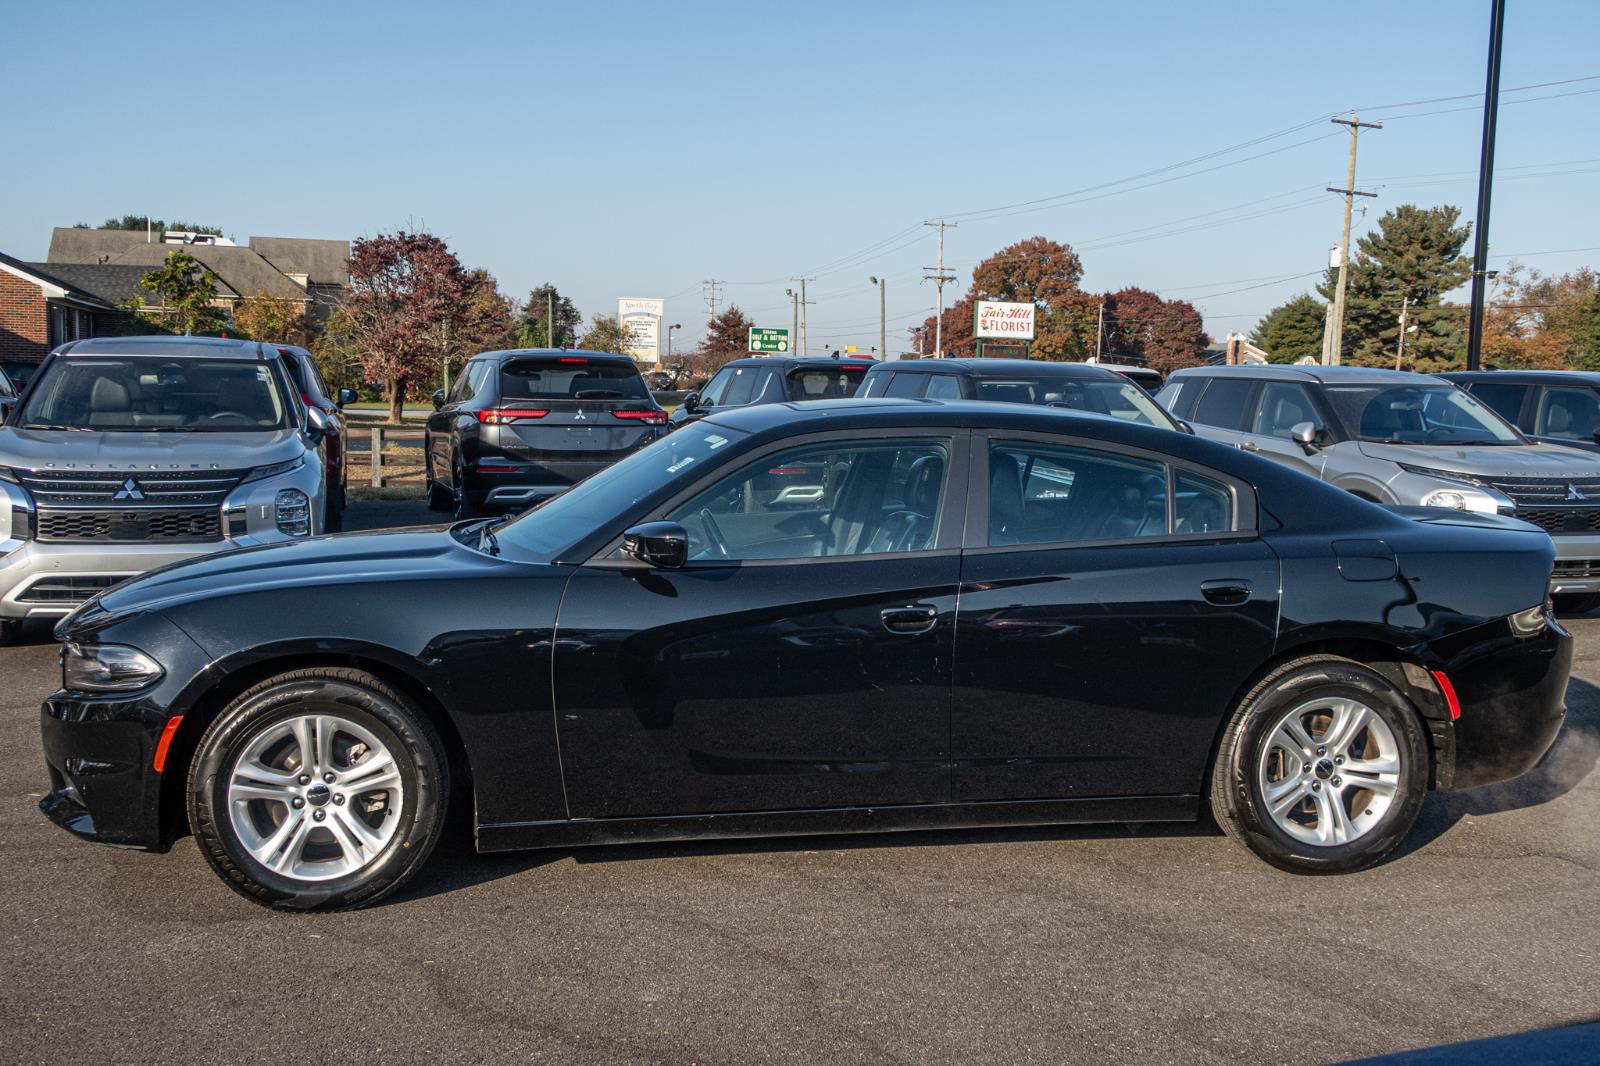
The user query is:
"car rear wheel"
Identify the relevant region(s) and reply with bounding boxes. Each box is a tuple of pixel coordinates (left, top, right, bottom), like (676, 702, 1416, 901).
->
(187, 668, 449, 911)
(1552, 592, 1600, 615)
(324, 483, 345, 533)
(425, 452, 454, 512)
(1210, 655, 1427, 874)
(452, 455, 477, 520)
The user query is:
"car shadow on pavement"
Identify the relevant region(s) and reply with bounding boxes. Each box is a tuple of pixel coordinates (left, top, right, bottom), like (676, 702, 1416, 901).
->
(1392, 675, 1600, 862)
(6, 618, 60, 646)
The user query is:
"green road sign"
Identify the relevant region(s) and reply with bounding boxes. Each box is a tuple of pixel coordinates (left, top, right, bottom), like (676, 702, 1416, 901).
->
(748, 327, 791, 353)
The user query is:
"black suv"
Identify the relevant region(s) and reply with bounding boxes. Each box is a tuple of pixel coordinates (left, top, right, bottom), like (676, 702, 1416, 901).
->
(670, 356, 874, 429)
(1442, 370, 1600, 453)
(859, 359, 1185, 431)
(425, 349, 667, 518)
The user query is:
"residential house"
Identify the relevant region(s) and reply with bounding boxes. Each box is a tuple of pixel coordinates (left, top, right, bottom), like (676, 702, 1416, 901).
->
(0, 252, 127, 381)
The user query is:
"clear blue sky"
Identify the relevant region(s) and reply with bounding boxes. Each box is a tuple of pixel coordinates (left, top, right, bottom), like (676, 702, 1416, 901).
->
(6, 0, 1597, 351)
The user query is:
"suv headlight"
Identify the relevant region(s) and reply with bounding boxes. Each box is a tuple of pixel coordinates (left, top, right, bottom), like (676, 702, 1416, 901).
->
(0, 466, 17, 484)
(242, 456, 306, 484)
(275, 488, 310, 536)
(1421, 487, 1502, 514)
(63, 642, 164, 692)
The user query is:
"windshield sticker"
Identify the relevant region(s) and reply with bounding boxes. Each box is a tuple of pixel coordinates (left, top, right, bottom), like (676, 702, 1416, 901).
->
(667, 456, 697, 473)
(706, 435, 730, 450)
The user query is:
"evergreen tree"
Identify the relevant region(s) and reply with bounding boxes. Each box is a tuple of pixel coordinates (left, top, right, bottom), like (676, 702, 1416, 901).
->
(1252, 294, 1326, 363)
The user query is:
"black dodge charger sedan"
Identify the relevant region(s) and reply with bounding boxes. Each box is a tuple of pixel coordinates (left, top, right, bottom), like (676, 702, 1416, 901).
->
(41, 399, 1570, 910)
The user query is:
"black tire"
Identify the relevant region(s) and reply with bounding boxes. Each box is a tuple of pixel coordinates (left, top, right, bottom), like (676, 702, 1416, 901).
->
(452, 454, 477, 520)
(0, 619, 20, 646)
(324, 483, 345, 533)
(186, 667, 449, 911)
(1209, 655, 1428, 875)
(425, 454, 454, 512)
(1552, 592, 1600, 616)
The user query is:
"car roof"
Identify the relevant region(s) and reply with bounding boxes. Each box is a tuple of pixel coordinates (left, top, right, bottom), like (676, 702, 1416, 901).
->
(1168, 364, 1442, 385)
(701, 396, 1157, 441)
(477, 348, 639, 364)
(868, 358, 1124, 378)
(720, 356, 878, 370)
(57, 335, 276, 360)
(1441, 369, 1600, 383)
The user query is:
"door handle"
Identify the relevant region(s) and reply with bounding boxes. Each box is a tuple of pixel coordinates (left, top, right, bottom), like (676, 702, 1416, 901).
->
(1235, 440, 1258, 452)
(880, 605, 938, 634)
(1200, 579, 1253, 606)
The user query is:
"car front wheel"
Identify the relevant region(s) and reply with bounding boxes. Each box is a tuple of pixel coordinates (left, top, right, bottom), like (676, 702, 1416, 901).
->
(187, 668, 449, 911)
(1210, 655, 1427, 874)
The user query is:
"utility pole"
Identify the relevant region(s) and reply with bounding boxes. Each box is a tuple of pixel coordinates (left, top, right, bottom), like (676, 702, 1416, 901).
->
(790, 276, 814, 355)
(1327, 115, 1381, 365)
(1466, 0, 1507, 370)
(1095, 300, 1105, 360)
(923, 219, 957, 357)
(546, 288, 554, 348)
(786, 288, 798, 353)
(869, 276, 886, 360)
(1395, 296, 1410, 371)
(703, 279, 722, 327)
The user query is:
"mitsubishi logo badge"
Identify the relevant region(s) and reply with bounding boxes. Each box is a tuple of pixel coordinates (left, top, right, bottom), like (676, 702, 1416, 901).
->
(113, 477, 146, 501)
(574, 408, 587, 421)
(1567, 483, 1588, 502)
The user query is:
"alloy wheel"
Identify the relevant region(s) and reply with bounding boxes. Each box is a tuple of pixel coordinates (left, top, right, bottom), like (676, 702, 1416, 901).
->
(226, 713, 406, 881)
(1256, 696, 1401, 847)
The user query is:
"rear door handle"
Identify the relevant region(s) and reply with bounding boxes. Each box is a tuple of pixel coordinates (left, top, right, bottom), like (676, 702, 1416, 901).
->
(881, 605, 938, 634)
(1235, 440, 1259, 452)
(1200, 579, 1253, 606)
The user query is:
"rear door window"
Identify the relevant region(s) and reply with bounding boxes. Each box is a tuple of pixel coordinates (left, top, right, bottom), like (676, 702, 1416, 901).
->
(924, 375, 963, 400)
(884, 373, 927, 398)
(501, 357, 647, 401)
(1191, 378, 1257, 430)
(1463, 381, 1530, 426)
(988, 441, 1168, 546)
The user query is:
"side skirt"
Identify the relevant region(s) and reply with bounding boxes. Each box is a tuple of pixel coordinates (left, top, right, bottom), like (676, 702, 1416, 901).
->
(475, 794, 1199, 854)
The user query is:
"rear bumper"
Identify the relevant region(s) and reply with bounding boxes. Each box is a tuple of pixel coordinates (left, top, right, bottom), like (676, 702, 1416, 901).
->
(465, 459, 614, 510)
(1428, 612, 1571, 791)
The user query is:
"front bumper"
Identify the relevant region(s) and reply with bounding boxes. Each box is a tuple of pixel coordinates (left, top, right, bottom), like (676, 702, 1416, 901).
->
(1548, 539, 1600, 594)
(1430, 611, 1572, 791)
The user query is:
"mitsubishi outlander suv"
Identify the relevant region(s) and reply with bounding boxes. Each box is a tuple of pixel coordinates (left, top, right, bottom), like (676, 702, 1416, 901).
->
(0, 335, 329, 641)
(1159, 364, 1600, 611)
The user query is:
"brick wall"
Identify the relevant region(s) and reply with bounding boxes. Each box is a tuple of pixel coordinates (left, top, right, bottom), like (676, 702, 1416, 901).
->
(0, 270, 49, 365)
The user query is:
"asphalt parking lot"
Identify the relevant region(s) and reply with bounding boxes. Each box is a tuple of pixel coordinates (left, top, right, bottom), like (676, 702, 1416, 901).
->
(2, 499, 1597, 1064)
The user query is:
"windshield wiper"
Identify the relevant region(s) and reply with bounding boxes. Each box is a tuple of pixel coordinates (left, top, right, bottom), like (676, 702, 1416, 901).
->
(21, 423, 91, 431)
(477, 520, 502, 557)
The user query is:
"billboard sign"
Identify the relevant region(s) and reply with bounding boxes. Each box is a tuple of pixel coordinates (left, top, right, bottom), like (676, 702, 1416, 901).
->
(618, 297, 665, 362)
(748, 327, 790, 353)
(974, 300, 1036, 340)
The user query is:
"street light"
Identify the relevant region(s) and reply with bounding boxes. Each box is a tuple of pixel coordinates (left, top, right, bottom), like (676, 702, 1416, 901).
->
(868, 276, 886, 361)
(667, 322, 681, 361)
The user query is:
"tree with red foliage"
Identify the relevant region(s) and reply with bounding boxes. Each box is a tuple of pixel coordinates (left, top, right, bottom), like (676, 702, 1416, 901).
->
(344, 231, 471, 420)
(914, 237, 1095, 359)
(1102, 287, 1208, 373)
(684, 306, 756, 381)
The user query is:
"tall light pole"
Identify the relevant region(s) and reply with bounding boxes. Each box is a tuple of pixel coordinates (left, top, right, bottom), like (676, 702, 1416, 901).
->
(868, 276, 886, 360)
(1466, 0, 1507, 371)
(667, 322, 681, 362)
(786, 288, 797, 354)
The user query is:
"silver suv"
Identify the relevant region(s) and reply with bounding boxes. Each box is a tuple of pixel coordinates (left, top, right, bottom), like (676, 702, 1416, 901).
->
(1159, 365, 1600, 609)
(0, 335, 329, 641)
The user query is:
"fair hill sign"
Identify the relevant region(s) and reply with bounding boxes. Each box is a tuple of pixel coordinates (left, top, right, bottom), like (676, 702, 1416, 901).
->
(974, 300, 1036, 340)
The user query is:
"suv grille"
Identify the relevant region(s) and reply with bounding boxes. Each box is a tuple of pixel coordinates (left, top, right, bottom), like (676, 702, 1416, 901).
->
(16, 574, 126, 604)
(37, 508, 222, 543)
(15, 467, 248, 506)
(1482, 475, 1600, 536)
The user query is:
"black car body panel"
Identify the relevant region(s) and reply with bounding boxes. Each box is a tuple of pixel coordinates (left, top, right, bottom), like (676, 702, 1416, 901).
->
(427, 349, 666, 512)
(40, 400, 1570, 855)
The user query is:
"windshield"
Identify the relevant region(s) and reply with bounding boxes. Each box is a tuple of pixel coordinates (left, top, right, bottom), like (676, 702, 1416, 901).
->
(495, 420, 749, 558)
(501, 357, 648, 401)
(786, 366, 870, 400)
(1323, 384, 1522, 446)
(975, 377, 1177, 430)
(19, 356, 291, 431)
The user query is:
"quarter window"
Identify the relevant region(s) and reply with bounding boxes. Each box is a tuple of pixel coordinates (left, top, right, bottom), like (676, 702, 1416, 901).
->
(1175, 471, 1235, 534)
(1465, 381, 1529, 425)
(923, 375, 963, 400)
(1536, 386, 1600, 441)
(884, 373, 926, 398)
(666, 438, 951, 561)
(988, 441, 1168, 546)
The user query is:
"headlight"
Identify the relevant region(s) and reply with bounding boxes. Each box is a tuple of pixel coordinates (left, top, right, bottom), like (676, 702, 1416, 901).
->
(1421, 488, 1501, 514)
(242, 456, 306, 484)
(63, 642, 164, 692)
(275, 488, 310, 536)
(0, 466, 17, 484)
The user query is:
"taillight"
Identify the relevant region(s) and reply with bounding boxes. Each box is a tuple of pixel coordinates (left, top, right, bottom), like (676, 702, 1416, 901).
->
(559, 356, 588, 364)
(769, 466, 811, 475)
(612, 409, 667, 426)
(477, 408, 550, 424)
(842, 365, 870, 371)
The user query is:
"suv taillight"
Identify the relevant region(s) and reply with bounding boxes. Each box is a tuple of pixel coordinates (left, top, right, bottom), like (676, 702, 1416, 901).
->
(612, 410, 667, 426)
(477, 409, 550, 425)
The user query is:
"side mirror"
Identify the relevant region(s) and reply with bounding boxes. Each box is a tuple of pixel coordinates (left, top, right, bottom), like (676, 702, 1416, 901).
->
(305, 406, 331, 439)
(681, 391, 700, 413)
(1290, 421, 1322, 453)
(431, 388, 446, 411)
(337, 387, 359, 408)
(622, 521, 689, 569)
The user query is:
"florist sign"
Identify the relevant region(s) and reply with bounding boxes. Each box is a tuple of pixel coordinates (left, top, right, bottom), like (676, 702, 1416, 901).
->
(974, 300, 1036, 340)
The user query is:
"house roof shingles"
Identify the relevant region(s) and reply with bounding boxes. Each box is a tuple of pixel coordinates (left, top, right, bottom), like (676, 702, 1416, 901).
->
(45, 228, 350, 302)
(0, 250, 119, 310)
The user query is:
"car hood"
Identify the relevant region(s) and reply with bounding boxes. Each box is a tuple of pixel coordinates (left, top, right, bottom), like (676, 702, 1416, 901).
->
(73, 524, 496, 626)
(1357, 441, 1600, 477)
(0, 427, 308, 470)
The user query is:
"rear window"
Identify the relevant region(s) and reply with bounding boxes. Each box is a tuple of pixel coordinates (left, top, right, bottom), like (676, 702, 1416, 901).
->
(786, 365, 870, 400)
(1191, 378, 1257, 430)
(500, 357, 647, 401)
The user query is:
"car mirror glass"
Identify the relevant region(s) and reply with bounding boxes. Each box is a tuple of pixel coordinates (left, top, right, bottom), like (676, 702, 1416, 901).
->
(337, 387, 359, 408)
(622, 521, 689, 569)
(431, 388, 446, 411)
(682, 392, 700, 413)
